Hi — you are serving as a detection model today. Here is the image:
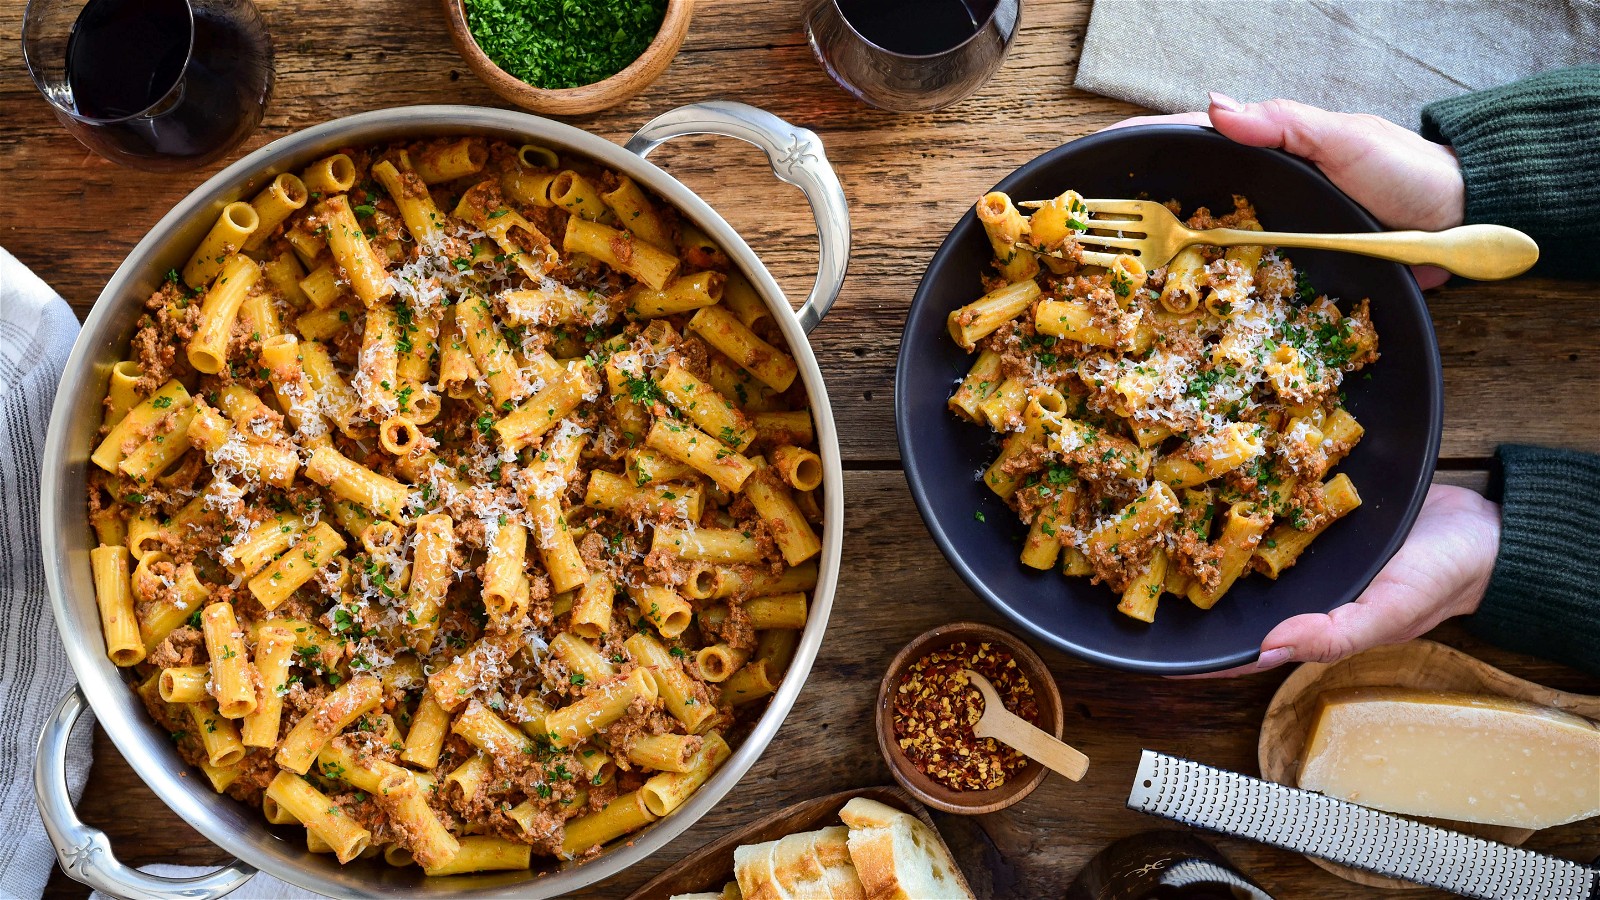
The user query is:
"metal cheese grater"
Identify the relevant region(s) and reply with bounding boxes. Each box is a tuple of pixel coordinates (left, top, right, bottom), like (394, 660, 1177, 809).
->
(1126, 750, 1600, 900)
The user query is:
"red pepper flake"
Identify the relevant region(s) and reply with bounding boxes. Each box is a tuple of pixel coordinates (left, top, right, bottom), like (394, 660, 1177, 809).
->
(890, 640, 1039, 791)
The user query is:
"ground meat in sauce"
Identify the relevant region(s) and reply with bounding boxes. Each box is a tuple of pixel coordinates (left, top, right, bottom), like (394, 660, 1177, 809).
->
(222, 749, 278, 807)
(129, 286, 203, 394)
(704, 598, 755, 651)
(149, 625, 204, 669)
(948, 191, 1378, 613)
(89, 134, 824, 871)
(600, 704, 684, 763)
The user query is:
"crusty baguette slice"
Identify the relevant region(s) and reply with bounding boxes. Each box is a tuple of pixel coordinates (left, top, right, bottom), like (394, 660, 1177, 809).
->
(839, 798, 972, 900)
(772, 828, 830, 896)
(734, 838, 787, 900)
(838, 798, 904, 830)
(810, 826, 866, 900)
(821, 866, 867, 900)
(782, 825, 863, 900)
(669, 894, 725, 900)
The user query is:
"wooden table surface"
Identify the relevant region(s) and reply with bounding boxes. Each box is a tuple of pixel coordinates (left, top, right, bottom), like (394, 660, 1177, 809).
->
(4, 0, 1596, 897)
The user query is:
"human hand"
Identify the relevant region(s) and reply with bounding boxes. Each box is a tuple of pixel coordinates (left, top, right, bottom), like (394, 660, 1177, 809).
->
(1181, 485, 1502, 679)
(1106, 94, 1466, 290)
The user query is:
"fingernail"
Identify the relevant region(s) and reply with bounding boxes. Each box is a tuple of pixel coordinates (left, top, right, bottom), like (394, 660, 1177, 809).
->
(1255, 647, 1293, 671)
(1208, 91, 1244, 112)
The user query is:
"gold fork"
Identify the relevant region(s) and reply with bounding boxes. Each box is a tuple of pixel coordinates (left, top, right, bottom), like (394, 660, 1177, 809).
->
(1016, 198, 1539, 280)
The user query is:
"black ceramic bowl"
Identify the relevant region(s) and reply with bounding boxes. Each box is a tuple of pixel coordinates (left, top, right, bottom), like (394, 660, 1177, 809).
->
(895, 125, 1443, 675)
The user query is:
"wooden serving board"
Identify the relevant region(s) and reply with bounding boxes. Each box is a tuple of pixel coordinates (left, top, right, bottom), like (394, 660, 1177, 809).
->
(625, 786, 973, 900)
(1258, 639, 1600, 890)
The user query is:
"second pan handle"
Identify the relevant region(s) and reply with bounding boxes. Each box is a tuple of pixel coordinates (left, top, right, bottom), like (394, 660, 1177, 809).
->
(625, 100, 851, 334)
(34, 685, 257, 900)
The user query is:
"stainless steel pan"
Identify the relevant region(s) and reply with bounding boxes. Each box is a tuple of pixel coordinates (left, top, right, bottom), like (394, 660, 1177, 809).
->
(34, 102, 848, 899)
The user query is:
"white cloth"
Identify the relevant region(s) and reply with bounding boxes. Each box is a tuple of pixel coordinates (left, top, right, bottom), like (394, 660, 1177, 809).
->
(0, 250, 315, 899)
(1075, 0, 1600, 129)
(88, 865, 312, 900)
(0, 246, 94, 899)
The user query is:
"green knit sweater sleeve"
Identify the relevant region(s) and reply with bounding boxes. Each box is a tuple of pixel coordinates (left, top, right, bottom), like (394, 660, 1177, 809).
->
(1420, 66, 1600, 278)
(1468, 445, 1600, 677)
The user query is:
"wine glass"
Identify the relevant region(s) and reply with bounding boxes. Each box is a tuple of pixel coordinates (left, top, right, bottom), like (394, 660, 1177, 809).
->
(803, 0, 1021, 113)
(22, 0, 274, 172)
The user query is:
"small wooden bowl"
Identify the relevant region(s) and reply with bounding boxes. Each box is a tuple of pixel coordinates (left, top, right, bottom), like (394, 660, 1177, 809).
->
(1259, 639, 1600, 890)
(876, 622, 1065, 815)
(440, 0, 693, 116)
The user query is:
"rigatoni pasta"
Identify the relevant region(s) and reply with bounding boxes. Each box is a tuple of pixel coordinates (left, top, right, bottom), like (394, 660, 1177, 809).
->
(85, 135, 825, 878)
(948, 191, 1377, 622)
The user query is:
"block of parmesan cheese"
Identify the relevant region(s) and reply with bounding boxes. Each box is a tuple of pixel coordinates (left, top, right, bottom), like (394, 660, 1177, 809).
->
(1298, 687, 1600, 829)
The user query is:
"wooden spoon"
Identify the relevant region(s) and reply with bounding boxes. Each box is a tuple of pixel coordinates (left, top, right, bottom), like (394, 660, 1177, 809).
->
(962, 669, 1090, 781)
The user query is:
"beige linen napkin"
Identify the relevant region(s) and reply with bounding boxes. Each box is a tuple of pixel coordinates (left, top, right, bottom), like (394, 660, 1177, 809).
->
(1075, 0, 1600, 127)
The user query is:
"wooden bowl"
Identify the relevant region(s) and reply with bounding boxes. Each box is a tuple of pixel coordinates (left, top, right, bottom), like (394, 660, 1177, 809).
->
(440, 0, 693, 116)
(875, 622, 1065, 815)
(625, 786, 974, 899)
(1259, 639, 1600, 890)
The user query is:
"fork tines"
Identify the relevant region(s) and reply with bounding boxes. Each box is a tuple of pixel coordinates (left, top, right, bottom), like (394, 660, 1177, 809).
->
(1016, 197, 1155, 265)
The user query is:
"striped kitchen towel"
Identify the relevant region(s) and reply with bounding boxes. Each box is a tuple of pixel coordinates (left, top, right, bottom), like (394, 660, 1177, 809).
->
(0, 246, 92, 898)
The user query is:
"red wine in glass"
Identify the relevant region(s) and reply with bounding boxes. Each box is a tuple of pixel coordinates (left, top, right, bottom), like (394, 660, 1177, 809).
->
(23, 0, 274, 172)
(833, 0, 987, 55)
(804, 0, 1020, 112)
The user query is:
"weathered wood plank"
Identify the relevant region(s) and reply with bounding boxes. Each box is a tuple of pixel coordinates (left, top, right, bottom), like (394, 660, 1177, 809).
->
(43, 470, 1597, 899)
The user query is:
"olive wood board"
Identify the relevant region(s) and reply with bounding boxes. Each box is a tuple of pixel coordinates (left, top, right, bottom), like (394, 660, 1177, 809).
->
(1258, 639, 1600, 890)
(625, 785, 973, 900)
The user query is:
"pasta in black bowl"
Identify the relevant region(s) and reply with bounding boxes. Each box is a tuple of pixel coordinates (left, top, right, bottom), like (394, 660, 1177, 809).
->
(895, 125, 1442, 675)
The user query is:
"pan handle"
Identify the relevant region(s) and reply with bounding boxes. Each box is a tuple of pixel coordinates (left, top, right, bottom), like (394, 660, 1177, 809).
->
(34, 685, 256, 900)
(625, 101, 850, 334)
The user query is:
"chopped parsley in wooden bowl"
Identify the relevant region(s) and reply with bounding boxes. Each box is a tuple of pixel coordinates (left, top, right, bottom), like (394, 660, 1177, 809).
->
(442, 0, 692, 115)
(466, 0, 666, 90)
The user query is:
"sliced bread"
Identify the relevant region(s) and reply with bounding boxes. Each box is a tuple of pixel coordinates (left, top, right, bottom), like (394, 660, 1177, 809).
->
(734, 838, 786, 900)
(838, 798, 972, 900)
(770, 825, 865, 899)
(772, 828, 831, 898)
(809, 826, 866, 900)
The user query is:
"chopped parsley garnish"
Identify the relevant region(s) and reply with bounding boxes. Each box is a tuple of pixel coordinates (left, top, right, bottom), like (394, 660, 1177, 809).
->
(462, 0, 667, 91)
(1295, 270, 1318, 304)
(624, 373, 661, 404)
